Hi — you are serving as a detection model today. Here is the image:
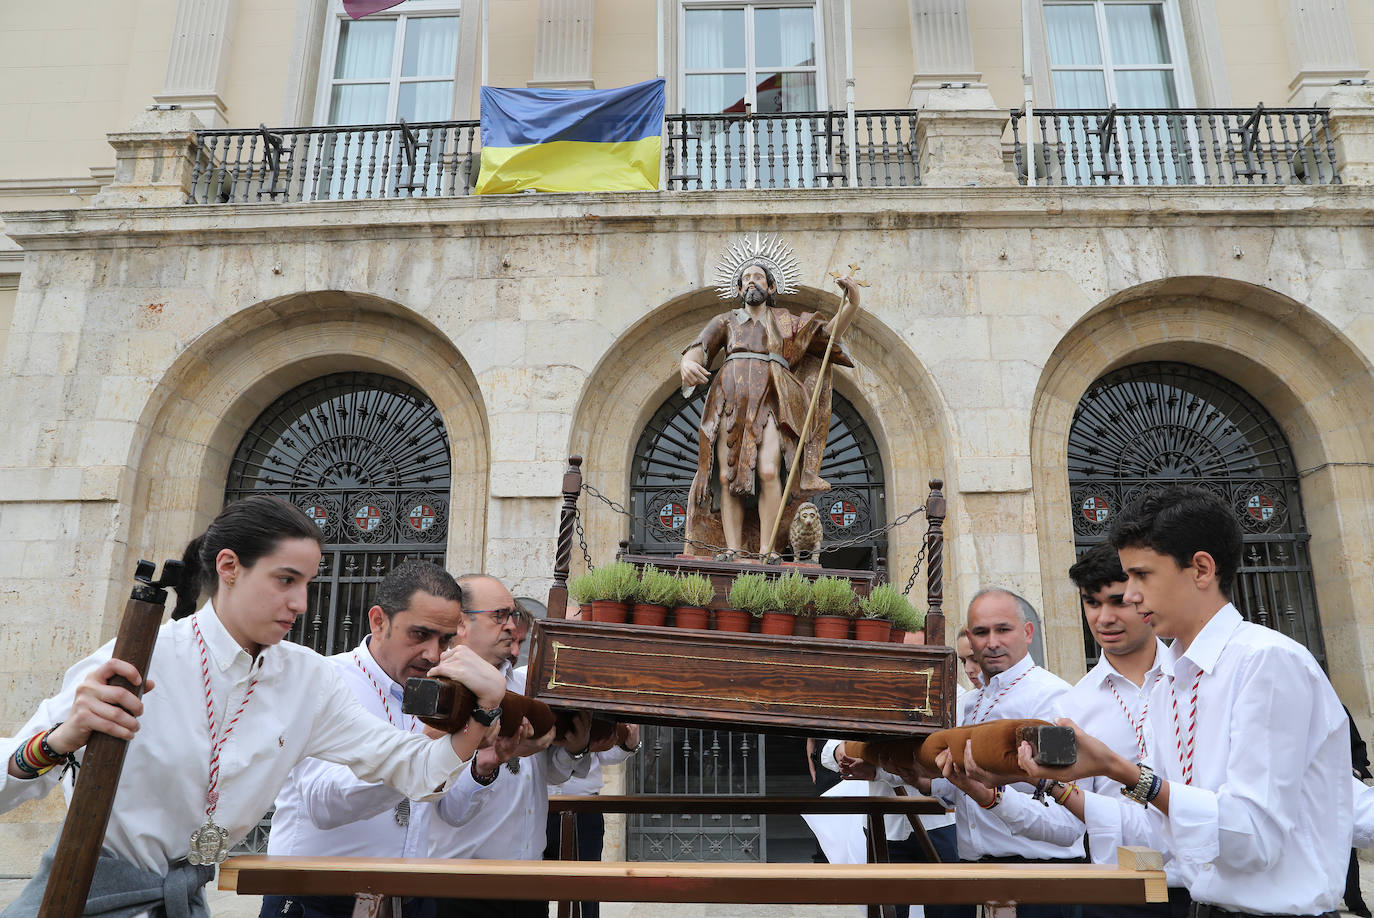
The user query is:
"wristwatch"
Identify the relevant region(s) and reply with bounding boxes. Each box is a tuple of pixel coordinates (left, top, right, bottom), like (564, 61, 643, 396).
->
(471, 704, 503, 727)
(1121, 763, 1155, 805)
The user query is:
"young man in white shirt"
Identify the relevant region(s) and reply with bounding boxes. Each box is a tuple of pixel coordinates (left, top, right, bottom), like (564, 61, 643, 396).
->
(956, 628, 983, 689)
(943, 544, 1185, 918)
(933, 588, 1083, 918)
(430, 575, 594, 918)
(1020, 485, 1352, 918)
(261, 561, 467, 918)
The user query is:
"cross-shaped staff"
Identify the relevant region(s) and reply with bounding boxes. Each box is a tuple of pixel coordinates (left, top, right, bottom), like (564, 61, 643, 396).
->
(763, 263, 868, 559)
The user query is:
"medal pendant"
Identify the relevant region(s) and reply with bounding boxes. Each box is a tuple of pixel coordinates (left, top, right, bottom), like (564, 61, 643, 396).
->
(188, 819, 231, 865)
(394, 799, 411, 827)
(505, 758, 520, 775)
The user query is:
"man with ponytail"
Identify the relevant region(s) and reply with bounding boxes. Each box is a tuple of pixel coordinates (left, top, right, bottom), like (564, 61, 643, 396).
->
(0, 495, 506, 918)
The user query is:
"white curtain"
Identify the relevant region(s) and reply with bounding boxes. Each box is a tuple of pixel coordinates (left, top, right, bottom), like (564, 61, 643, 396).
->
(402, 16, 459, 77)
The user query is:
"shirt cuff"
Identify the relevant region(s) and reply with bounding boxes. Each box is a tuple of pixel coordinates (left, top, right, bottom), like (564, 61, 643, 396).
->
(417, 735, 469, 800)
(1166, 781, 1221, 863)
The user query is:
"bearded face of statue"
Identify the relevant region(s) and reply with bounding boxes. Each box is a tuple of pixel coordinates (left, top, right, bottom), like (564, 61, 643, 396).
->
(736, 264, 777, 309)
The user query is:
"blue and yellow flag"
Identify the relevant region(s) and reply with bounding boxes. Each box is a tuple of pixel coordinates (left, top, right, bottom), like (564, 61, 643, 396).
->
(475, 78, 666, 194)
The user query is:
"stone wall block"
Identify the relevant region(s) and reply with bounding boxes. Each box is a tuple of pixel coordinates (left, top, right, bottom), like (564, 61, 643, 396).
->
(914, 88, 1016, 187)
(1319, 85, 1374, 184)
(92, 109, 205, 208)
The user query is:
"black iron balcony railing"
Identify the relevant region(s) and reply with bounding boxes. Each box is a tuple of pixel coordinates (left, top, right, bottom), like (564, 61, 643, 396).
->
(1010, 106, 1340, 186)
(185, 106, 1343, 203)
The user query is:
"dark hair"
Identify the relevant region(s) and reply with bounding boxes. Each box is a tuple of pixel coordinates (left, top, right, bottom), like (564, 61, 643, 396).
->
(171, 495, 325, 619)
(1068, 543, 1128, 596)
(375, 560, 462, 619)
(1108, 485, 1242, 599)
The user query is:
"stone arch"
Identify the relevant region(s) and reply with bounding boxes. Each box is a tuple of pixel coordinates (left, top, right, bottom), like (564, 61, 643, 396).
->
(1031, 276, 1374, 708)
(567, 284, 956, 604)
(112, 292, 489, 637)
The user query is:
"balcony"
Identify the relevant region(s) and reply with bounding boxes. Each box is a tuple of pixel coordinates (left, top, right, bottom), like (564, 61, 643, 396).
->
(183, 106, 1341, 205)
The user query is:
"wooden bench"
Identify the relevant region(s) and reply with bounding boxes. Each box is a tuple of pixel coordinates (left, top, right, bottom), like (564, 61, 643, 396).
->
(219, 848, 1168, 907)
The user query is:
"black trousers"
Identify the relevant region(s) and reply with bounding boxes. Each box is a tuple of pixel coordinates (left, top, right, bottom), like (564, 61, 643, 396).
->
(937, 856, 1088, 918)
(543, 809, 606, 918)
(431, 899, 546, 918)
(260, 894, 437, 918)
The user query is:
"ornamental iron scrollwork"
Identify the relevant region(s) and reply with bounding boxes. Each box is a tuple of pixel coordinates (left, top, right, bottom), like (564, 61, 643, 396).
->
(1068, 362, 1324, 669)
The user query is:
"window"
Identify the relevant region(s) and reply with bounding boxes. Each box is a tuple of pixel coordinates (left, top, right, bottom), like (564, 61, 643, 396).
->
(317, 2, 462, 125)
(1041, 1, 1197, 183)
(681, 3, 822, 114)
(1043, 1, 1188, 108)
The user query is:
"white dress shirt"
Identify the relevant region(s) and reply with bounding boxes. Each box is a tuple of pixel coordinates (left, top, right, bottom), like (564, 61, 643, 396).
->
(0, 604, 469, 875)
(550, 742, 635, 797)
(993, 640, 1170, 868)
(1354, 777, 1374, 849)
(932, 653, 1084, 861)
(430, 665, 590, 860)
(1081, 604, 1351, 915)
(266, 636, 434, 858)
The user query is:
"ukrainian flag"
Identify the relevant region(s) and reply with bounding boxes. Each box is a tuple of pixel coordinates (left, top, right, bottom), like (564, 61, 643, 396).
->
(475, 78, 666, 194)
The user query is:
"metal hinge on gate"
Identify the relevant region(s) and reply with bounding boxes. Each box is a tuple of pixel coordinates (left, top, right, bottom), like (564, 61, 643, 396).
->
(256, 124, 292, 199)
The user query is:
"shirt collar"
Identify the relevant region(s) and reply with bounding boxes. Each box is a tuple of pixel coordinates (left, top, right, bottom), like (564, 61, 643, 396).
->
(1178, 603, 1243, 675)
(197, 601, 257, 674)
(356, 635, 403, 698)
(986, 652, 1034, 688)
(1087, 638, 1169, 689)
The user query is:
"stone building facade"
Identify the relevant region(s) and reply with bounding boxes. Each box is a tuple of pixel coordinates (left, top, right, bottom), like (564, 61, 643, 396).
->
(4, 0, 1374, 872)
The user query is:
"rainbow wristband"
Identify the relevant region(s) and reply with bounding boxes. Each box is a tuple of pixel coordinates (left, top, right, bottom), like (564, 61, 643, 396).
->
(1054, 782, 1077, 806)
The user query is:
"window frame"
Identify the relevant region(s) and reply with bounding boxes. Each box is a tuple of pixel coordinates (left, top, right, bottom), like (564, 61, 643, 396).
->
(676, 0, 826, 115)
(1043, 0, 1197, 109)
(313, 0, 464, 127)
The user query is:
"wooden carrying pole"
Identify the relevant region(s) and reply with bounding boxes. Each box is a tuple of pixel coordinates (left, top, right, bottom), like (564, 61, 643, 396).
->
(762, 276, 859, 555)
(39, 559, 182, 918)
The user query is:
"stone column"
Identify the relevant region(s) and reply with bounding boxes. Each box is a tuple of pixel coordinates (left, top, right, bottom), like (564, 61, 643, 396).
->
(1279, 0, 1367, 106)
(907, 0, 983, 109)
(914, 86, 1015, 186)
(1320, 84, 1374, 185)
(154, 0, 239, 128)
(91, 109, 204, 207)
(529, 0, 595, 89)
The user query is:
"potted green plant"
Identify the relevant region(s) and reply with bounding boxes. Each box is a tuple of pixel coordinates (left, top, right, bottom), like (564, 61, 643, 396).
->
(724, 572, 771, 633)
(890, 600, 927, 643)
(567, 569, 598, 620)
(856, 584, 905, 642)
(633, 565, 678, 627)
(673, 572, 715, 630)
(811, 575, 856, 639)
(765, 570, 811, 636)
(590, 561, 639, 624)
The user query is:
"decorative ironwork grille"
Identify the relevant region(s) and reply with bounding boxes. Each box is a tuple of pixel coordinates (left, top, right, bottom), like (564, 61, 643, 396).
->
(1068, 362, 1324, 668)
(223, 372, 451, 854)
(628, 387, 886, 570)
(626, 386, 885, 861)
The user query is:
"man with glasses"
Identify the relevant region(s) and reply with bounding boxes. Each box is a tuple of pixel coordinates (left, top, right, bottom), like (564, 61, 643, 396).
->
(429, 575, 595, 918)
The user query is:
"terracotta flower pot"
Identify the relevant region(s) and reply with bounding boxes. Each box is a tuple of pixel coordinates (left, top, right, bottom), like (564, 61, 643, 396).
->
(713, 608, 751, 633)
(855, 619, 893, 642)
(759, 611, 796, 636)
(673, 606, 710, 630)
(631, 603, 667, 627)
(889, 628, 908, 644)
(813, 615, 851, 640)
(590, 600, 629, 624)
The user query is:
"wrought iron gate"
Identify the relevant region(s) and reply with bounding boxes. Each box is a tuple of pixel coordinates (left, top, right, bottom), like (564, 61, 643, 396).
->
(626, 386, 886, 861)
(223, 371, 452, 851)
(1068, 361, 1325, 668)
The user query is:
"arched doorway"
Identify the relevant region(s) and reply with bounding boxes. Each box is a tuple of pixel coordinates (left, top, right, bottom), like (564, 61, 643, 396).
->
(625, 386, 887, 862)
(1068, 361, 1324, 668)
(224, 371, 453, 656)
(627, 387, 888, 570)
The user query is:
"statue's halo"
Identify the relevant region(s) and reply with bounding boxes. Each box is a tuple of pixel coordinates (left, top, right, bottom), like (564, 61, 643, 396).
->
(712, 232, 802, 299)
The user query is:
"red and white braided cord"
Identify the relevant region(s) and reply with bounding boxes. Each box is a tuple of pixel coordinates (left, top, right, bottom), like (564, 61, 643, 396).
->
(1108, 672, 1161, 760)
(352, 652, 415, 732)
(193, 617, 259, 817)
(1170, 669, 1203, 786)
(970, 666, 1034, 724)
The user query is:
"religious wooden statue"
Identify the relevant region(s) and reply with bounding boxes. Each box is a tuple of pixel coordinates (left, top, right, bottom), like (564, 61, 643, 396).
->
(679, 234, 862, 560)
